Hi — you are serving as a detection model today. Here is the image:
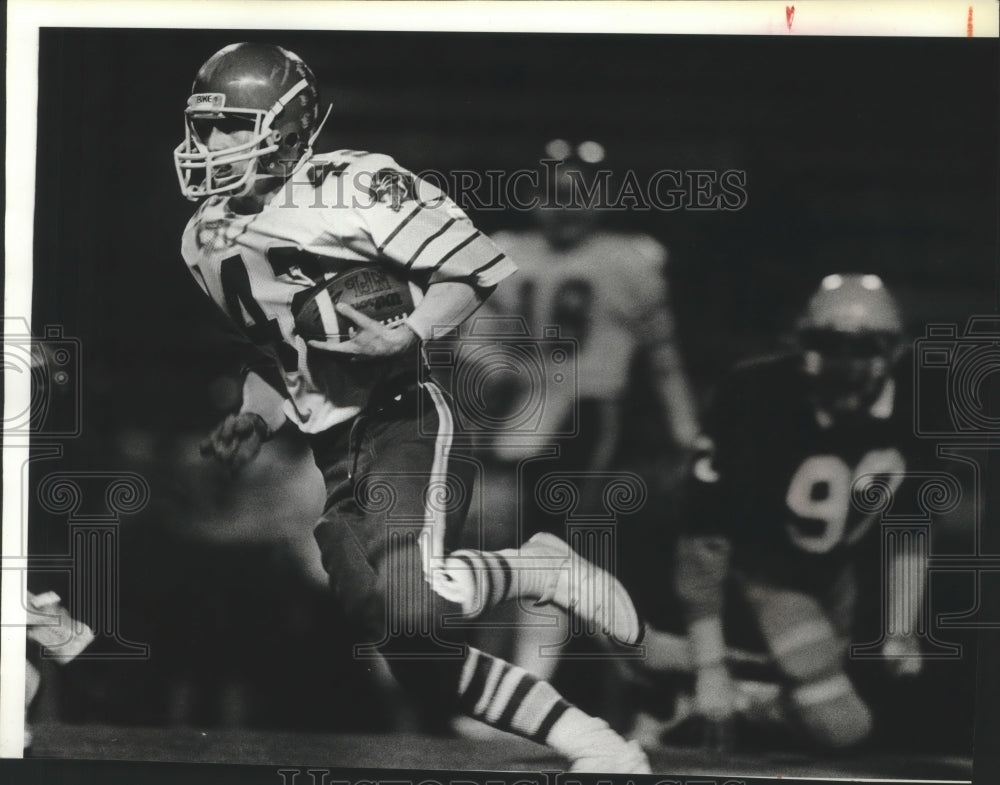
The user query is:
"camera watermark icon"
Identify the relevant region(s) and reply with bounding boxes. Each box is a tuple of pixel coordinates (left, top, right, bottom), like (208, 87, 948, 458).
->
(421, 316, 578, 444)
(33, 472, 151, 660)
(3, 318, 82, 437)
(915, 317, 1000, 437)
(3, 470, 152, 661)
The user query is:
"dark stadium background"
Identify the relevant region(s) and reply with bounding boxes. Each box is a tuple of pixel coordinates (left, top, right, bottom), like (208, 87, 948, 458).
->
(24, 28, 996, 764)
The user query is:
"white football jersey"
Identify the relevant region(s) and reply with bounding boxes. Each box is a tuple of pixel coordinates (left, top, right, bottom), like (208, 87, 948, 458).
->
(487, 229, 675, 400)
(182, 150, 516, 433)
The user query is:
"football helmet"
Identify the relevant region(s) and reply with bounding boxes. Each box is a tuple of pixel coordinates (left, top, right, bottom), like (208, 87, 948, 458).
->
(536, 139, 606, 248)
(795, 273, 905, 415)
(174, 43, 328, 200)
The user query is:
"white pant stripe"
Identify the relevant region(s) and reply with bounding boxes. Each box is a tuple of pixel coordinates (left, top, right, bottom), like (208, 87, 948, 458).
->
(420, 381, 455, 576)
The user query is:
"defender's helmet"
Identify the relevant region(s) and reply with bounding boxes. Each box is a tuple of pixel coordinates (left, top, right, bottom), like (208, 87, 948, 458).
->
(795, 273, 905, 415)
(174, 43, 324, 200)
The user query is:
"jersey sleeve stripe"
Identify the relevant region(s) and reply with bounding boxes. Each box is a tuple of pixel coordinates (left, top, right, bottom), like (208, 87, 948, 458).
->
(404, 217, 458, 269)
(473, 253, 508, 276)
(428, 230, 482, 274)
(427, 232, 517, 287)
(376, 203, 425, 254)
(474, 256, 519, 288)
(378, 207, 476, 268)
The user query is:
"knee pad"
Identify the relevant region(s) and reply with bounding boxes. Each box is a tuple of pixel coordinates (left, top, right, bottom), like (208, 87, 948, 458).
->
(790, 673, 873, 749)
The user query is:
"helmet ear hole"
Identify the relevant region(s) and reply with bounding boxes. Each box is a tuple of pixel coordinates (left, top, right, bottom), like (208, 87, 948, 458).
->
(284, 132, 299, 147)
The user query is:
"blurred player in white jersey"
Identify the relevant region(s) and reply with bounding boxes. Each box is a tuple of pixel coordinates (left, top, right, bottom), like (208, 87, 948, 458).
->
(480, 142, 699, 685)
(173, 43, 649, 772)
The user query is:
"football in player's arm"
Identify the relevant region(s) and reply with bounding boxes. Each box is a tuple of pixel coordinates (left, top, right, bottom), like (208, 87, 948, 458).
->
(174, 43, 649, 773)
(674, 274, 927, 749)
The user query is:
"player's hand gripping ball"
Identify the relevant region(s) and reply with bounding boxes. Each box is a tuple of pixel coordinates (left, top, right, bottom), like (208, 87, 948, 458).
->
(294, 264, 419, 359)
(294, 264, 416, 340)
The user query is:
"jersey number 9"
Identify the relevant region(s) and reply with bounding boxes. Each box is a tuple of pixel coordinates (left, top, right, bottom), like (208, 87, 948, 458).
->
(784, 449, 905, 554)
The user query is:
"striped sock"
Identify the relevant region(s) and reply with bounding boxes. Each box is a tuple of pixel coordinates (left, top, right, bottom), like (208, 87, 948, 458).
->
(434, 546, 558, 618)
(456, 647, 570, 743)
(435, 549, 515, 617)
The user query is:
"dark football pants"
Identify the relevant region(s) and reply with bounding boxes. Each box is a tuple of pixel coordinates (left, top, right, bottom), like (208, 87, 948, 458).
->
(310, 377, 476, 708)
(740, 569, 873, 748)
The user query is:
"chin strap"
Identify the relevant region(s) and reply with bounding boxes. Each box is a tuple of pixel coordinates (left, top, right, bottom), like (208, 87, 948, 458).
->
(311, 102, 333, 147)
(279, 102, 333, 183)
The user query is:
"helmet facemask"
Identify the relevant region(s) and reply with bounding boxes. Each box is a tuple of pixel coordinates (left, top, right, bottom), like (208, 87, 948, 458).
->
(799, 329, 899, 415)
(174, 79, 328, 200)
(794, 273, 905, 419)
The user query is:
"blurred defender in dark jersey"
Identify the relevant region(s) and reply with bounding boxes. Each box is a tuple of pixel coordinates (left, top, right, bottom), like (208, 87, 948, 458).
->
(673, 273, 926, 750)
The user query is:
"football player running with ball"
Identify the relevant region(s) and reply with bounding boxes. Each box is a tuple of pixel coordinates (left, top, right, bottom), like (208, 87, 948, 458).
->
(674, 274, 926, 750)
(174, 43, 648, 773)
